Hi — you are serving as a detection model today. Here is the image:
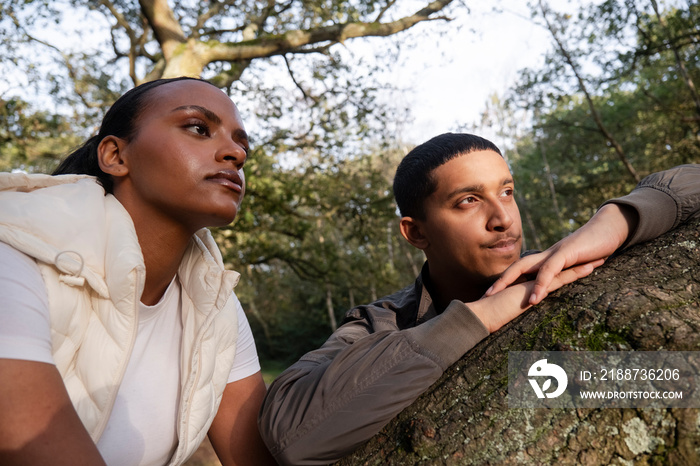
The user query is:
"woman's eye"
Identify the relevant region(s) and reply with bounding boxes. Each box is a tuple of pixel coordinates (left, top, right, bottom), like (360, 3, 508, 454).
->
(185, 123, 210, 136)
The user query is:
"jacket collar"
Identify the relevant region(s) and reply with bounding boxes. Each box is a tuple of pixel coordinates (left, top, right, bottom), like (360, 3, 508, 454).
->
(178, 229, 240, 315)
(414, 262, 438, 324)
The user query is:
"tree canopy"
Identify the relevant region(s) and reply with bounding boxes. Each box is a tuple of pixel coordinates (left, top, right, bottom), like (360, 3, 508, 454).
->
(1, 0, 454, 362)
(485, 0, 700, 249)
(1, 0, 455, 115)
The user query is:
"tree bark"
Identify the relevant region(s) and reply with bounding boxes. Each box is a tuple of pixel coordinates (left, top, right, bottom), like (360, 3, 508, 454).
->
(340, 218, 700, 465)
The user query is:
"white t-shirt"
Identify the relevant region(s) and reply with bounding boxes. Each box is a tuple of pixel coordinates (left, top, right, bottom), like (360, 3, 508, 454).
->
(0, 242, 261, 465)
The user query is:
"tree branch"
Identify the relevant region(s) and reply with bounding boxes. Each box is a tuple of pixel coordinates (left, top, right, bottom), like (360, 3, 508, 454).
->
(375, 0, 399, 22)
(97, 0, 144, 84)
(283, 55, 319, 104)
(6, 10, 99, 109)
(198, 0, 455, 62)
(139, 0, 186, 60)
(207, 60, 252, 89)
(538, 0, 640, 182)
(194, 1, 225, 35)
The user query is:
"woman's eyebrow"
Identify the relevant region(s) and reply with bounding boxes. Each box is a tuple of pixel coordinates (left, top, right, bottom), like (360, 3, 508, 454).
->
(173, 104, 249, 145)
(233, 128, 249, 145)
(172, 105, 221, 125)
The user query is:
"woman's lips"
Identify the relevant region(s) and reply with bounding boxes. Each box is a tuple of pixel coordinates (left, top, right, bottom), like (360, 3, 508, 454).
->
(208, 171, 242, 193)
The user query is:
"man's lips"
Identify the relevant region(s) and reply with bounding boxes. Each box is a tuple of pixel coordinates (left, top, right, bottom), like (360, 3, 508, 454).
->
(485, 237, 520, 251)
(207, 170, 243, 193)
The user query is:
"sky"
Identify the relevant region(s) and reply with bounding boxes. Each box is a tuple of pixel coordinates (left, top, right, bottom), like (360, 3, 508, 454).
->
(388, 1, 559, 144)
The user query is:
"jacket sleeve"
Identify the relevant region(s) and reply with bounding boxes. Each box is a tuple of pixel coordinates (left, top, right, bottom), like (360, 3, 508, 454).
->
(258, 300, 488, 466)
(601, 164, 700, 249)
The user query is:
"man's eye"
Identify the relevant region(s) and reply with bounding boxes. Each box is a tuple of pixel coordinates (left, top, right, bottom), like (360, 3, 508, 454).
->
(460, 196, 477, 204)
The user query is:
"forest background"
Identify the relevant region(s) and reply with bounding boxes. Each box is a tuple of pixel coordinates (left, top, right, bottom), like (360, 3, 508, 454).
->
(1, 0, 698, 377)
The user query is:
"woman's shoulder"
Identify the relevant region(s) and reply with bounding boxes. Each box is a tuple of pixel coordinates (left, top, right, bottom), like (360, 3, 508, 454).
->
(0, 172, 96, 193)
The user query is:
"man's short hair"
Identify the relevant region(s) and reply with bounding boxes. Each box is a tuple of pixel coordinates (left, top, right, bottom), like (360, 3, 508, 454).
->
(393, 133, 502, 219)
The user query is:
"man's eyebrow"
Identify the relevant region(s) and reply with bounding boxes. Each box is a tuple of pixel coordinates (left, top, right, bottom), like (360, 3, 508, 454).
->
(173, 105, 221, 125)
(447, 184, 484, 199)
(446, 178, 514, 200)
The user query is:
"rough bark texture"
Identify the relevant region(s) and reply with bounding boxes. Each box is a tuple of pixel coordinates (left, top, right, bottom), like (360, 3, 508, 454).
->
(339, 218, 700, 466)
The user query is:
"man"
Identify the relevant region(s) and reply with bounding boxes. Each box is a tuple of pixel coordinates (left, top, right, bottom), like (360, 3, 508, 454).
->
(258, 133, 700, 465)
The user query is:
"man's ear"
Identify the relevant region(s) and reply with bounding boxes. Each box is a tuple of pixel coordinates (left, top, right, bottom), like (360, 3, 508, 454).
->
(400, 216, 429, 250)
(97, 136, 129, 177)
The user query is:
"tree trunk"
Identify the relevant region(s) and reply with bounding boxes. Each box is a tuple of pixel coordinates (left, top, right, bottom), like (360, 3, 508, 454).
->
(539, 137, 565, 230)
(326, 282, 338, 332)
(538, 0, 640, 183)
(340, 218, 700, 465)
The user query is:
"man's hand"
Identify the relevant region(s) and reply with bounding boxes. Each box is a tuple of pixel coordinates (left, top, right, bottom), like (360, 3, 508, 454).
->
(484, 204, 638, 305)
(470, 258, 604, 333)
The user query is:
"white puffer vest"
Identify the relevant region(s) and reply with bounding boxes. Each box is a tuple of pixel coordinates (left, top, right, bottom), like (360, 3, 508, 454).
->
(0, 173, 240, 465)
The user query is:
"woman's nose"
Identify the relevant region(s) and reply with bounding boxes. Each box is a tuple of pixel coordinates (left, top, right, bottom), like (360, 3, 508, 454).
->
(216, 138, 247, 169)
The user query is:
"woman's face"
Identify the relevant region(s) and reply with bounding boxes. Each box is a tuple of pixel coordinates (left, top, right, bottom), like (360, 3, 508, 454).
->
(115, 80, 249, 233)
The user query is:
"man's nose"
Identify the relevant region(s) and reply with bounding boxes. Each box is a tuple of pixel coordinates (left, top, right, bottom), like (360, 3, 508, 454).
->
(486, 201, 514, 232)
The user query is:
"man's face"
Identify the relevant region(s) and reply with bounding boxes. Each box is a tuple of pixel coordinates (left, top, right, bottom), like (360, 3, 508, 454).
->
(417, 150, 523, 287)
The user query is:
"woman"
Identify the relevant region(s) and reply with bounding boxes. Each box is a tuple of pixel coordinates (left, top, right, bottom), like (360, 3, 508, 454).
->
(0, 77, 275, 465)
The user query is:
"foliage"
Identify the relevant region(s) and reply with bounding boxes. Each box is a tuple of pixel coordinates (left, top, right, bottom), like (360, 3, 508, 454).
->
(0, 97, 82, 173)
(216, 146, 423, 363)
(0, 0, 451, 362)
(498, 0, 700, 249)
(0, 0, 456, 117)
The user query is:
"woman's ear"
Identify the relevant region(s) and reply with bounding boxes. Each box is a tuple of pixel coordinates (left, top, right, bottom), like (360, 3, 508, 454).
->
(400, 216, 430, 250)
(97, 136, 129, 177)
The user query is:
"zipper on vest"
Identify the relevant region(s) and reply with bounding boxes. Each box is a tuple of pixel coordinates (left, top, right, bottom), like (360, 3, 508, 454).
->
(170, 324, 206, 465)
(92, 268, 144, 442)
(169, 291, 227, 465)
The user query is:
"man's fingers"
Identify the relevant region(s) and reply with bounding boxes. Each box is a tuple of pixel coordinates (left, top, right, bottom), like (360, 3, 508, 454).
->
(529, 259, 605, 305)
(485, 255, 546, 296)
(525, 256, 569, 304)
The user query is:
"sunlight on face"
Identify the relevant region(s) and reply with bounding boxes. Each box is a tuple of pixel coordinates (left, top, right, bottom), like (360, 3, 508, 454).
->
(114, 80, 250, 233)
(420, 150, 523, 286)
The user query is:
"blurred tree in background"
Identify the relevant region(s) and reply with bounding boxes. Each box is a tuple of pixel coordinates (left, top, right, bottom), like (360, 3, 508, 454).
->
(492, 0, 700, 249)
(0, 97, 82, 173)
(219, 144, 421, 362)
(0, 0, 448, 364)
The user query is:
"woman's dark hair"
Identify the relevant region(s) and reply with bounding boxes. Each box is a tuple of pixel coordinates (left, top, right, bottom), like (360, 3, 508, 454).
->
(393, 133, 502, 220)
(53, 76, 211, 194)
